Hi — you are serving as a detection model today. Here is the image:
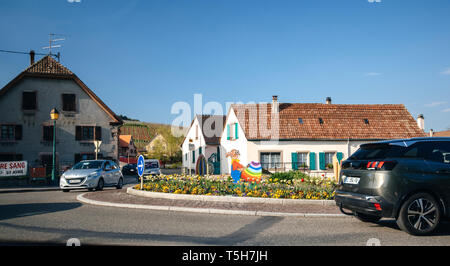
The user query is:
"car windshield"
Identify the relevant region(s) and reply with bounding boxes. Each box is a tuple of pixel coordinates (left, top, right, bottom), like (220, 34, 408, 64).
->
(72, 161, 103, 170)
(145, 162, 159, 168)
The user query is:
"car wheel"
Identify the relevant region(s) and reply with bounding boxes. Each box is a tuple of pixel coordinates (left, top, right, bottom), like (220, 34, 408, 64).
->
(397, 193, 441, 236)
(62, 189, 70, 193)
(88, 188, 94, 192)
(354, 212, 382, 223)
(96, 178, 104, 191)
(116, 178, 123, 189)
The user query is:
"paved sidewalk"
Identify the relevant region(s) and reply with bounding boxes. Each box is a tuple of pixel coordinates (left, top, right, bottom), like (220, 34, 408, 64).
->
(81, 188, 344, 216)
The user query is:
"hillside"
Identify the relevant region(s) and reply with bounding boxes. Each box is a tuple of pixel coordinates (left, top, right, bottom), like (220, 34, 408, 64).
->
(119, 120, 187, 161)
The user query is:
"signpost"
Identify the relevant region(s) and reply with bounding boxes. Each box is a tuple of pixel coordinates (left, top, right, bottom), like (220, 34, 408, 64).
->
(94, 141, 102, 160)
(137, 155, 145, 190)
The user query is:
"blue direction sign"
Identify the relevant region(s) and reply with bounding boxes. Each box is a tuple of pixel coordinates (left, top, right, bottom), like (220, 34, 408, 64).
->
(137, 155, 145, 177)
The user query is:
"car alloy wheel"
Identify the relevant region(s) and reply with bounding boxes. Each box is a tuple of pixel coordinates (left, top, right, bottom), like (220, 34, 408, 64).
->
(407, 198, 438, 232)
(397, 193, 441, 236)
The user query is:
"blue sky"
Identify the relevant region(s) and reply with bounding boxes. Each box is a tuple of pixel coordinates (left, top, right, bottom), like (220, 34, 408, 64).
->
(1, 0, 450, 131)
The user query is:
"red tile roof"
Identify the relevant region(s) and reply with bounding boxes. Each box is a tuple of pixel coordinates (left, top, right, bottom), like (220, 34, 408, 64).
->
(433, 130, 450, 137)
(24, 55, 73, 76)
(231, 103, 426, 140)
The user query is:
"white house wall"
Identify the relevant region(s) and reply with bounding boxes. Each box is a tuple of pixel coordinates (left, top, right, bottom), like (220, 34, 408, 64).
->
(220, 107, 248, 174)
(246, 139, 369, 171)
(181, 116, 208, 171)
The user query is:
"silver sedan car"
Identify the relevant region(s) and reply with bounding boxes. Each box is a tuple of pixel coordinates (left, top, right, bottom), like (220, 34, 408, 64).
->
(60, 160, 124, 192)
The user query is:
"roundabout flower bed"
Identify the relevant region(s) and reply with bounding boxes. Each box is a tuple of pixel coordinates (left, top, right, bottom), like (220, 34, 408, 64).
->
(134, 174, 337, 200)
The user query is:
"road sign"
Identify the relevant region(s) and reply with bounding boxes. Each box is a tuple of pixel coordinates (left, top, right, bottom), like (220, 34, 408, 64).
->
(137, 155, 145, 176)
(137, 155, 145, 190)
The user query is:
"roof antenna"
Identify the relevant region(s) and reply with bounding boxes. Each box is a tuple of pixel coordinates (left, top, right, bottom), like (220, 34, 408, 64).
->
(42, 33, 65, 62)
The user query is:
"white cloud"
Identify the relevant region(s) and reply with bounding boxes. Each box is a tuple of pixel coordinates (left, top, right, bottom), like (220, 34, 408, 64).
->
(425, 101, 447, 107)
(441, 68, 450, 75)
(443, 108, 450, 113)
(364, 72, 381, 76)
(368, 0, 382, 2)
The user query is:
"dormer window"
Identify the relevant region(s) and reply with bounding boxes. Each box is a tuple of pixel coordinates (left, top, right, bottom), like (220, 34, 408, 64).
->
(319, 118, 324, 124)
(364, 119, 369, 125)
(298, 118, 303, 124)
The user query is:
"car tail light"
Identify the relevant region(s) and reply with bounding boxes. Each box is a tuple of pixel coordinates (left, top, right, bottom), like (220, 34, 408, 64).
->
(374, 203, 382, 211)
(366, 161, 397, 171)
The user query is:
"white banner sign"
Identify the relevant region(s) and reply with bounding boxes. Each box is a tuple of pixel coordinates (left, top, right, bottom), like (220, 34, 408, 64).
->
(0, 161, 28, 177)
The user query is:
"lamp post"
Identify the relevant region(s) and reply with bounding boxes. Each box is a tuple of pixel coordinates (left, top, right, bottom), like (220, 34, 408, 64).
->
(50, 108, 59, 185)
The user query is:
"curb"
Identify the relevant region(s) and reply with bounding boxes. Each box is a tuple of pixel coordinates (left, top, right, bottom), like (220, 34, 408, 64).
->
(127, 187, 336, 206)
(76, 193, 349, 218)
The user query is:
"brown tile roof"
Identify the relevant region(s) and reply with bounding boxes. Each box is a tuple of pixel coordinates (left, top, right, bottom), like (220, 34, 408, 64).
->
(24, 55, 73, 76)
(434, 130, 450, 137)
(231, 103, 426, 140)
(197, 115, 226, 145)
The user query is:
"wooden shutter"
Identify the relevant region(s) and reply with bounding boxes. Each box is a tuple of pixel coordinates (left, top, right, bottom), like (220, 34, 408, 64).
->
(309, 152, 316, 170)
(95, 126, 102, 140)
(15, 125, 22, 140)
(75, 126, 82, 140)
(319, 152, 326, 170)
(291, 153, 298, 170)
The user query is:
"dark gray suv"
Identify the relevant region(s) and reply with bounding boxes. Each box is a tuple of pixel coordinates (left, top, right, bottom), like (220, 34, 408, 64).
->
(335, 137, 450, 235)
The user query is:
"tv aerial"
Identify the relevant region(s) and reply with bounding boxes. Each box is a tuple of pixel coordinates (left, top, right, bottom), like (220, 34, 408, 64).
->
(42, 33, 67, 61)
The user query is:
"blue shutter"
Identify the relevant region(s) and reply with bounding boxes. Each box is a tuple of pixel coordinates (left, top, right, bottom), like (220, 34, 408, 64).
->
(319, 152, 326, 170)
(309, 152, 316, 170)
(192, 150, 195, 163)
(235, 123, 238, 139)
(291, 153, 298, 170)
(199, 147, 202, 155)
(227, 125, 230, 140)
(337, 152, 344, 163)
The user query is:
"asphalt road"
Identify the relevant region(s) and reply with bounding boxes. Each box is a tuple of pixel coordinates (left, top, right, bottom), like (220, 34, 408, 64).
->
(1, 178, 450, 246)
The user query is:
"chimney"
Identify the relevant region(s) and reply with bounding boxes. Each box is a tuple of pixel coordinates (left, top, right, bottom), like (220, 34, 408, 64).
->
(272, 95, 279, 114)
(429, 129, 434, 137)
(29, 50, 35, 65)
(417, 114, 425, 131)
(326, 97, 332, 104)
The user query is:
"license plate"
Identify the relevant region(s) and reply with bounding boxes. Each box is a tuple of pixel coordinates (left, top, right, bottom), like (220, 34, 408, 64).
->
(344, 177, 360, 185)
(68, 179, 81, 184)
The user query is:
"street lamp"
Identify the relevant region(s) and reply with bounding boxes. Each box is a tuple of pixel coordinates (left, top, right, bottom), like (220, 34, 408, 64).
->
(50, 108, 59, 185)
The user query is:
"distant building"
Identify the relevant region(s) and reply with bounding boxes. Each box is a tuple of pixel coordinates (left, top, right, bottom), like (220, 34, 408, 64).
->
(431, 130, 450, 137)
(0, 54, 122, 174)
(119, 135, 137, 158)
(145, 134, 168, 154)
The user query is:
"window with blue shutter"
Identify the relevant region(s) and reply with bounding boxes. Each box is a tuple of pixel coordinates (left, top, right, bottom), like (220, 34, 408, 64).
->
(309, 152, 316, 170)
(192, 150, 195, 163)
(227, 125, 230, 140)
(235, 123, 238, 139)
(199, 147, 202, 155)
